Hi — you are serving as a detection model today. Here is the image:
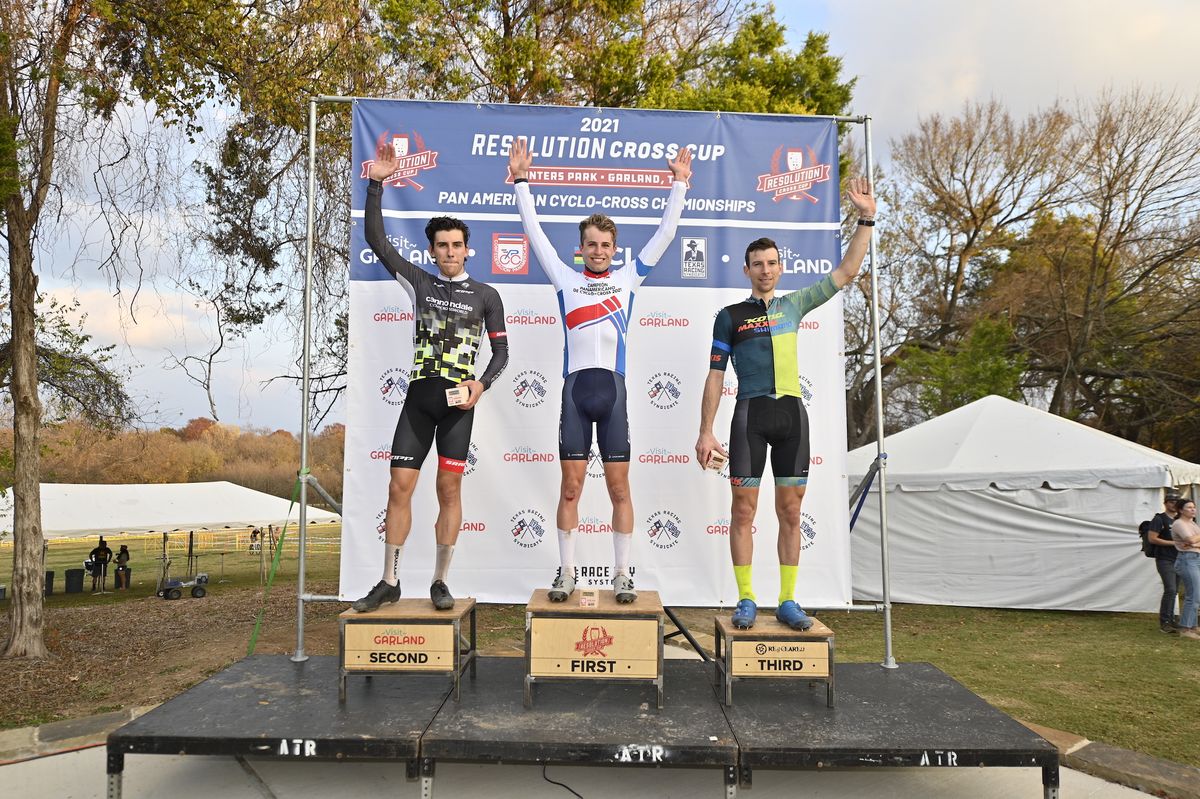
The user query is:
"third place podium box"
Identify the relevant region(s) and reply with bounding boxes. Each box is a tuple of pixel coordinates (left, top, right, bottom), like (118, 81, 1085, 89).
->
(524, 589, 664, 709)
(339, 598, 477, 702)
(714, 615, 836, 707)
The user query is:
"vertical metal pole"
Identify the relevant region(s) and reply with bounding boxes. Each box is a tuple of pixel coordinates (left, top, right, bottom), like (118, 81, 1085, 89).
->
(292, 98, 318, 663)
(862, 116, 896, 668)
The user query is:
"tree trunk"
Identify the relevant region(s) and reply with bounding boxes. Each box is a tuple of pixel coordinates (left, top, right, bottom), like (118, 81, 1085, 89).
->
(2, 217, 48, 659)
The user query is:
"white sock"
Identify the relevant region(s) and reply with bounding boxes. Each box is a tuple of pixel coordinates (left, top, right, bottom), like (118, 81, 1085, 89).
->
(433, 544, 454, 583)
(613, 531, 632, 576)
(383, 544, 403, 586)
(558, 528, 575, 573)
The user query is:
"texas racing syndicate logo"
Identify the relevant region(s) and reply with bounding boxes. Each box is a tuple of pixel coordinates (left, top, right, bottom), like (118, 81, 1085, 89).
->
(360, 130, 439, 190)
(586, 446, 605, 479)
(800, 511, 818, 552)
(375, 508, 388, 542)
(504, 445, 555, 464)
(373, 304, 414, 324)
(646, 371, 682, 410)
(799, 374, 815, 408)
(646, 510, 683, 550)
(575, 625, 615, 657)
(638, 311, 689, 328)
(756, 145, 832, 203)
(492, 233, 529, 275)
(681, 236, 707, 280)
(379, 367, 410, 406)
(510, 509, 548, 548)
(638, 447, 690, 466)
(512, 369, 550, 408)
(463, 442, 480, 476)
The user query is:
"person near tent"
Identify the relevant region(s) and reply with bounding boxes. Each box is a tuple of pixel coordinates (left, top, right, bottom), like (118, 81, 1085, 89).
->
(114, 544, 131, 590)
(1170, 498, 1200, 640)
(351, 141, 509, 614)
(695, 177, 876, 630)
(1147, 493, 1181, 633)
(88, 537, 114, 592)
(507, 136, 693, 605)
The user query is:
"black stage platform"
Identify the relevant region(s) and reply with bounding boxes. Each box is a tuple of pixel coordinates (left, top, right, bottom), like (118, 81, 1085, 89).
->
(106, 655, 1060, 798)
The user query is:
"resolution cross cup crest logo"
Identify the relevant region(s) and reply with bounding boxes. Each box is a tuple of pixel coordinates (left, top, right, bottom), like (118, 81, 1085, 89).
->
(756, 146, 832, 203)
(360, 130, 439, 190)
(575, 625, 615, 657)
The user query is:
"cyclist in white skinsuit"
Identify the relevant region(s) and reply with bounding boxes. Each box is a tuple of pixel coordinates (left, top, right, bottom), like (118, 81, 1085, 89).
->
(508, 137, 692, 603)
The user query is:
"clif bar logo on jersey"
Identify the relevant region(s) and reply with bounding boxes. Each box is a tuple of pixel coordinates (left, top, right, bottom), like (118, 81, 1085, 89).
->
(360, 130, 439, 190)
(800, 511, 818, 552)
(575, 625, 614, 657)
(463, 442, 480, 476)
(646, 371, 682, 410)
(512, 369, 550, 409)
(378, 367, 410, 407)
(373, 305, 414, 324)
(756, 146, 832, 203)
(638, 311, 689, 328)
(492, 233, 529, 275)
(645, 510, 683, 550)
(510, 509, 548, 549)
(586, 446, 605, 479)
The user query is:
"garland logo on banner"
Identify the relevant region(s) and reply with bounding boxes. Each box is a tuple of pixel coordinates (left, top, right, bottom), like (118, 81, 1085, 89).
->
(638, 447, 689, 466)
(374, 305, 413, 324)
(378, 367, 410, 407)
(646, 510, 683, 550)
(578, 515, 612, 534)
(646, 371, 682, 410)
(639, 310, 689, 328)
(511, 369, 550, 408)
(510, 509, 548, 549)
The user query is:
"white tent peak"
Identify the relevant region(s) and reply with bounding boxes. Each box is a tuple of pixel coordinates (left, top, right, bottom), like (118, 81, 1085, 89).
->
(849, 394, 1200, 491)
(0, 481, 340, 539)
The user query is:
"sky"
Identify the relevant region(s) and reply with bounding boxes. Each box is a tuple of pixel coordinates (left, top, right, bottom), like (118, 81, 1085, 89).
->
(36, 0, 1200, 434)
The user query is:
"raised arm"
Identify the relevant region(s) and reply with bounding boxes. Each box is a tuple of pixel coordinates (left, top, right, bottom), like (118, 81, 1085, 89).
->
(634, 145, 693, 276)
(509, 137, 574, 287)
(831, 176, 877, 289)
(365, 141, 425, 290)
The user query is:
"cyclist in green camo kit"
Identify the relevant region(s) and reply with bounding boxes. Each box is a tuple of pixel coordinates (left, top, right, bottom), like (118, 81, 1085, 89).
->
(695, 177, 875, 631)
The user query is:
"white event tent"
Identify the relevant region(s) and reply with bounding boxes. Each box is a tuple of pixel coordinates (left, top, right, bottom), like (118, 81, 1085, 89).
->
(848, 396, 1200, 613)
(0, 481, 340, 540)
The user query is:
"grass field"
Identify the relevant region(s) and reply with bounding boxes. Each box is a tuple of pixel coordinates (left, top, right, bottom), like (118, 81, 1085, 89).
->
(1, 527, 1197, 767)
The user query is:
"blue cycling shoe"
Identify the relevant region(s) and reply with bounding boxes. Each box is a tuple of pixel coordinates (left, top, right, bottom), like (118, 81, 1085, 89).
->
(731, 599, 757, 629)
(775, 600, 814, 630)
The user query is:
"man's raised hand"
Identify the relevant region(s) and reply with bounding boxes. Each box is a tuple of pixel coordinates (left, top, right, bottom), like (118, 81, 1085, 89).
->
(846, 176, 876, 219)
(508, 137, 532, 181)
(369, 141, 399, 182)
(668, 144, 693, 183)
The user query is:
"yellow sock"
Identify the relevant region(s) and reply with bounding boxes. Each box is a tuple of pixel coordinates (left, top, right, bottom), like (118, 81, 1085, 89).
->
(778, 564, 798, 605)
(734, 564, 755, 602)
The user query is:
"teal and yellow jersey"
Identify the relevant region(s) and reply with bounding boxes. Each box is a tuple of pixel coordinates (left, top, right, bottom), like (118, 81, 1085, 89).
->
(709, 276, 837, 399)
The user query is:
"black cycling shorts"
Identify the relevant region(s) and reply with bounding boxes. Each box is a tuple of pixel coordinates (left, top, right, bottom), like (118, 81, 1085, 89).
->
(728, 395, 810, 488)
(391, 377, 474, 473)
(559, 368, 629, 462)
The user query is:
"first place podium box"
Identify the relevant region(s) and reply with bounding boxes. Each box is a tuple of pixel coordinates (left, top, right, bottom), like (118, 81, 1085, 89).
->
(714, 615, 836, 707)
(339, 598, 477, 702)
(525, 589, 664, 709)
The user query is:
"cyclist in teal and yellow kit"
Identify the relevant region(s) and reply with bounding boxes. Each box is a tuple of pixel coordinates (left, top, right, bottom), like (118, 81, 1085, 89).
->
(695, 177, 875, 630)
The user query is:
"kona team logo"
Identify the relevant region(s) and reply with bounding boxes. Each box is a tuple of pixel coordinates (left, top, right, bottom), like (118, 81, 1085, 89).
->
(463, 442, 480, 476)
(638, 447, 689, 466)
(586, 446, 605, 479)
(646, 371, 682, 410)
(756, 146, 832, 203)
(360, 130, 439, 190)
(510, 509, 548, 548)
(575, 625, 615, 657)
(379, 367, 410, 406)
(372, 305, 413, 324)
(681, 237, 707, 280)
(375, 508, 388, 542)
(800, 511, 818, 552)
(512, 369, 550, 408)
(492, 233, 529, 275)
(506, 308, 557, 326)
(504, 445, 555, 463)
(646, 510, 683, 550)
(639, 311, 689, 328)
(578, 515, 612, 535)
(799, 374, 815, 408)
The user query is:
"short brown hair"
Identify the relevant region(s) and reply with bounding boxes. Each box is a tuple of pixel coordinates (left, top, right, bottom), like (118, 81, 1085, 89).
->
(579, 214, 618, 245)
(744, 236, 778, 266)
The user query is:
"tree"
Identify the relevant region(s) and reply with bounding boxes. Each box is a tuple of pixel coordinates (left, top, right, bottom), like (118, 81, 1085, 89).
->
(895, 318, 1026, 417)
(1, 0, 375, 658)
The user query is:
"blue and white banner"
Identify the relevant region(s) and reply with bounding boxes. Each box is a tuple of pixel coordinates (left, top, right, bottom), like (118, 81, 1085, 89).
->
(340, 99, 851, 608)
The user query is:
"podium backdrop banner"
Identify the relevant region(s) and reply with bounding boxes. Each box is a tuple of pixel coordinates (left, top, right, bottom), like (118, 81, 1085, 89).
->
(340, 100, 851, 607)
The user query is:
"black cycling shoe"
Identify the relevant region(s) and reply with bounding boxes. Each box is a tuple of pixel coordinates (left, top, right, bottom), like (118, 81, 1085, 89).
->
(430, 579, 455, 610)
(351, 579, 401, 613)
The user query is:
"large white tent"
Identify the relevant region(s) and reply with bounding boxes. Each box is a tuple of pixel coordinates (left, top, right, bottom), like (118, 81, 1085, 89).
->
(848, 396, 1200, 613)
(0, 481, 340, 540)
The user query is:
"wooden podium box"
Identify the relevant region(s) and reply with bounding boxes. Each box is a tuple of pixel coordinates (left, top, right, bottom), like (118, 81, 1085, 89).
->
(524, 589, 664, 709)
(338, 598, 476, 702)
(713, 615, 835, 707)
